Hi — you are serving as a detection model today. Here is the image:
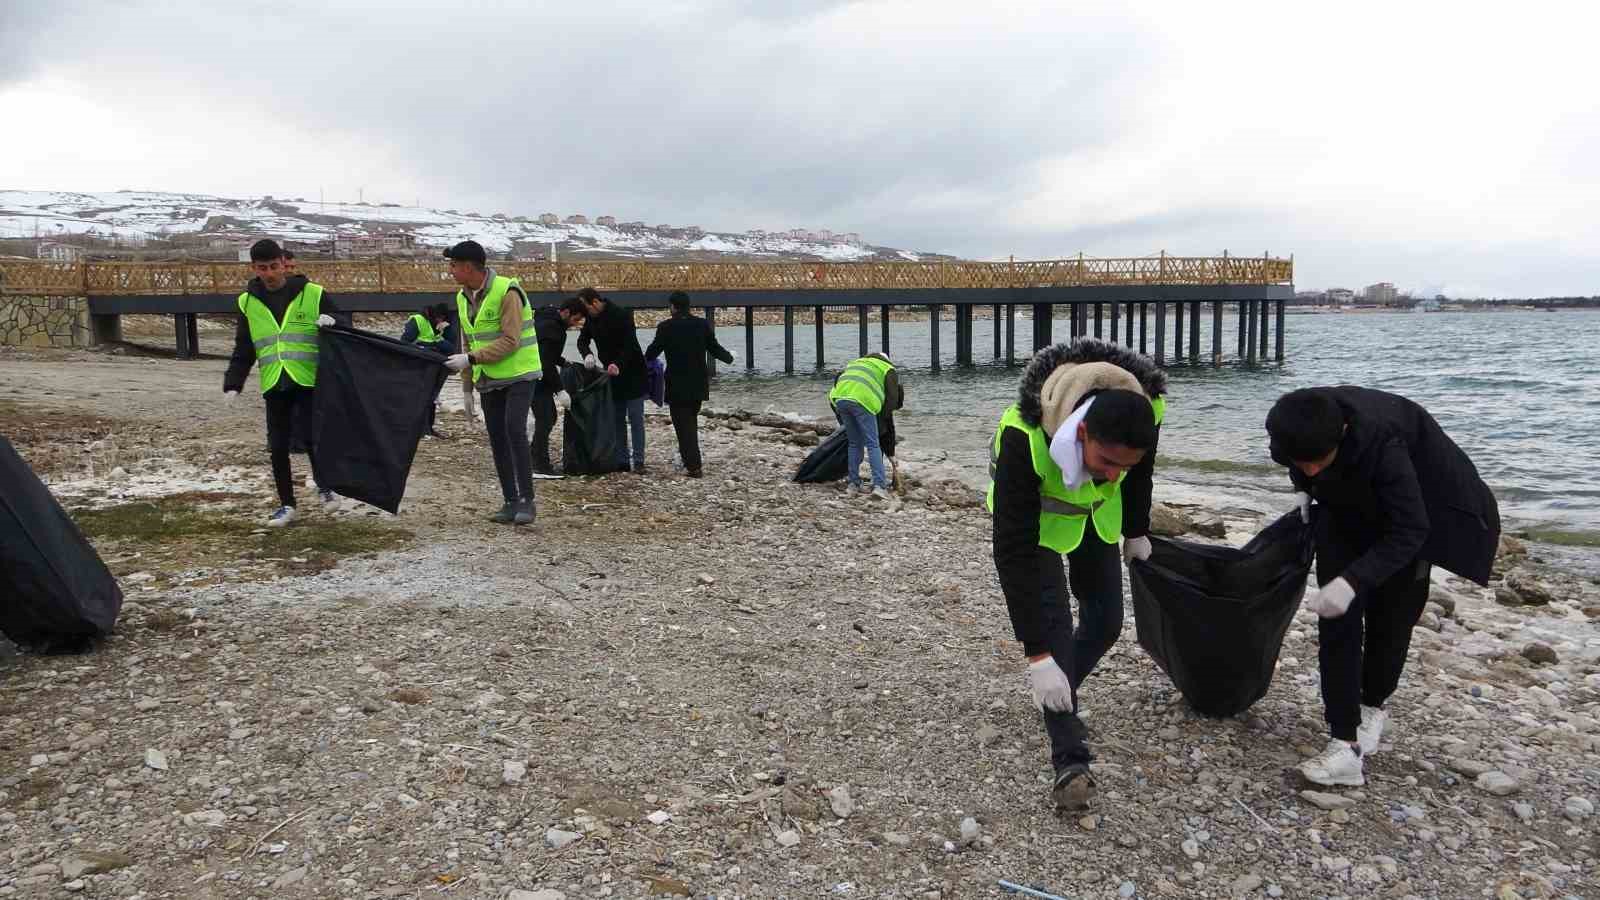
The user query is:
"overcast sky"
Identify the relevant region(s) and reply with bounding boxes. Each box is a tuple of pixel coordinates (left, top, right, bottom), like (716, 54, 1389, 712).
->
(3, 0, 1597, 296)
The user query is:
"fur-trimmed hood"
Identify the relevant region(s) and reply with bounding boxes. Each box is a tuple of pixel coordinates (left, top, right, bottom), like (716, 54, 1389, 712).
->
(1016, 338, 1168, 434)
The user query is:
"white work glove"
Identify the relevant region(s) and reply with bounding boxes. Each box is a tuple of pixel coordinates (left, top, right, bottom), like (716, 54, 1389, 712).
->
(1306, 577, 1355, 618)
(316, 314, 336, 328)
(1293, 491, 1312, 524)
(1027, 656, 1075, 713)
(1122, 534, 1152, 563)
(223, 390, 240, 405)
(554, 390, 571, 410)
(583, 353, 602, 372)
(444, 353, 471, 372)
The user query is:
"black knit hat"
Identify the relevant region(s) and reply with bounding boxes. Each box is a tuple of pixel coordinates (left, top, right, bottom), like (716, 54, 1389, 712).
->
(443, 240, 487, 266)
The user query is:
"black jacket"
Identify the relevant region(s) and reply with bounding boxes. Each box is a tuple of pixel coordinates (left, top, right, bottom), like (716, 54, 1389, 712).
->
(992, 339, 1167, 653)
(532, 306, 570, 392)
(223, 275, 347, 394)
(576, 301, 645, 400)
(644, 313, 734, 404)
(1278, 386, 1500, 589)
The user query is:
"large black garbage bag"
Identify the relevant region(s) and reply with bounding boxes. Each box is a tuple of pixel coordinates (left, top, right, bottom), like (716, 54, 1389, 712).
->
(312, 326, 443, 514)
(1129, 512, 1313, 717)
(792, 415, 898, 483)
(0, 436, 123, 649)
(561, 365, 622, 475)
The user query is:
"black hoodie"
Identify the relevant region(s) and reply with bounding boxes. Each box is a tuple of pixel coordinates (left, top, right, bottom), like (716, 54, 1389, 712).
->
(223, 275, 346, 394)
(991, 339, 1168, 653)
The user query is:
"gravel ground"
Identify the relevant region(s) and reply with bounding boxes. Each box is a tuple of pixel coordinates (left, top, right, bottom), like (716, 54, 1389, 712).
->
(1, 346, 1597, 900)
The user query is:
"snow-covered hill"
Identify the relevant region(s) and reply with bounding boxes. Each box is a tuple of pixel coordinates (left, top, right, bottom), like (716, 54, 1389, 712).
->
(0, 190, 945, 262)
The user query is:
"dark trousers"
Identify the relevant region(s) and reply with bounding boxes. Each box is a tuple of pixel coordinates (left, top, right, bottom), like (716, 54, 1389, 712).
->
(531, 386, 558, 473)
(1037, 533, 1124, 770)
(427, 369, 448, 433)
(669, 400, 703, 471)
(480, 381, 536, 503)
(1318, 559, 1431, 741)
(613, 396, 646, 468)
(264, 384, 319, 508)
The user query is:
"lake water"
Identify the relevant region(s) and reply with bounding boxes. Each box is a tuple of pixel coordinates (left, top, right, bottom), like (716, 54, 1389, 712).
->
(694, 308, 1600, 572)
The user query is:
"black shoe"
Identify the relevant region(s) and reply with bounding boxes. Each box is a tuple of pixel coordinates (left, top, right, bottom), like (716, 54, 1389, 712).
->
(1051, 764, 1096, 811)
(631, 464, 648, 475)
(513, 498, 536, 526)
(686, 467, 703, 479)
(489, 502, 516, 524)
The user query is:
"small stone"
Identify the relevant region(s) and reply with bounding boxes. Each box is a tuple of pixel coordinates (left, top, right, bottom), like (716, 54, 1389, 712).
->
(134, 697, 161, 711)
(1300, 790, 1356, 811)
(502, 760, 526, 785)
(1351, 865, 1381, 885)
(975, 724, 1001, 747)
(182, 809, 226, 828)
(60, 852, 133, 879)
(697, 573, 716, 585)
(1119, 881, 1136, 898)
(776, 830, 801, 848)
(1513, 802, 1534, 823)
(1494, 587, 1525, 607)
(1266, 886, 1283, 898)
(1476, 771, 1520, 796)
(1449, 757, 1495, 777)
(1230, 872, 1263, 896)
(397, 793, 419, 808)
(29, 753, 48, 766)
(646, 810, 671, 825)
(1563, 797, 1593, 821)
(828, 785, 855, 819)
(508, 891, 565, 900)
(958, 817, 980, 846)
(144, 749, 168, 771)
(272, 867, 307, 888)
(1181, 838, 1200, 858)
(882, 832, 911, 846)
(1521, 642, 1559, 666)
(544, 828, 582, 849)
(1078, 814, 1099, 832)
(63, 880, 86, 893)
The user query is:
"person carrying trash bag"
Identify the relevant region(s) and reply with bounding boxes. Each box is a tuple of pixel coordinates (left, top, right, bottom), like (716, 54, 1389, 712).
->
(401, 302, 458, 438)
(987, 337, 1166, 811)
(529, 297, 582, 476)
(1266, 387, 1499, 788)
(827, 352, 904, 499)
(442, 240, 542, 526)
(223, 238, 348, 527)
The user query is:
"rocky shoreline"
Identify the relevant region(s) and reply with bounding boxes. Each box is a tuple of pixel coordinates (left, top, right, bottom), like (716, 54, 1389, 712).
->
(0, 347, 1597, 899)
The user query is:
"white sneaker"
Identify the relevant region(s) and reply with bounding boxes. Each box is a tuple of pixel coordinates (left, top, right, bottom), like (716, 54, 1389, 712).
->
(267, 506, 297, 527)
(319, 489, 340, 512)
(1300, 738, 1364, 787)
(843, 482, 863, 497)
(1357, 705, 1388, 756)
(869, 486, 891, 501)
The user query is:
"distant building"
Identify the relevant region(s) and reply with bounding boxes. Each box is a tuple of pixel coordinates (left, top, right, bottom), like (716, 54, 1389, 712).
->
(37, 241, 85, 262)
(1326, 288, 1356, 305)
(619, 221, 647, 230)
(537, 213, 560, 225)
(564, 214, 590, 225)
(333, 232, 418, 258)
(1364, 282, 1397, 305)
(595, 215, 617, 227)
(680, 225, 704, 238)
(839, 232, 862, 245)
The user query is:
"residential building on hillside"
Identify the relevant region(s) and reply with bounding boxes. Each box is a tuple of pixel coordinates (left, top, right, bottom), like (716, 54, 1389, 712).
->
(564, 214, 590, 225)
(1364, 282, 1397, 305)
(538, 213, 560, 225)
(36, 241, 85, 262)
(333, 232, 418, 258)
(596, 215, 617, 227)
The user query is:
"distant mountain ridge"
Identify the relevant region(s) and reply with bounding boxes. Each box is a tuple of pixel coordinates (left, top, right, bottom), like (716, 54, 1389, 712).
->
(0, 189, 954, 263)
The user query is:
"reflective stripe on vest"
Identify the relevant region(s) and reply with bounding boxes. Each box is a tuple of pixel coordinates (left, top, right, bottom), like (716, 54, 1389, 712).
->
(983, 396, 1165, 554)
(454, 275, 541, 389)
(411, 314, 438, 343)
(238, 283, 324, 393)
(828, 356, 893, 415)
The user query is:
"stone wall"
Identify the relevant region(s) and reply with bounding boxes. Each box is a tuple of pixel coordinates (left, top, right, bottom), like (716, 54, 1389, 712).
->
(0, 296, 91, 348)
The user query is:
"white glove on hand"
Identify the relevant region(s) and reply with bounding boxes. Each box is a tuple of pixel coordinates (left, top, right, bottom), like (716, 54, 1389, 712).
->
(1122, 535, 1152, 563)
(1306, 576, 1355, 618)
(316, 314, 335, 328)
(1028, 656, 1075, 713)
(583, 353, 602, 372)
(444, 353, 471, 372)
(554, 390, 571, 410)
(223, 390, 240, 404)
(1293, 491, 1312, 524)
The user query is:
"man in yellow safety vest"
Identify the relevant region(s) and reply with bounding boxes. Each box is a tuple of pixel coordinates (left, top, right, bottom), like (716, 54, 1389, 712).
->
(222, 239, 347, 526)
(987, 338, 1167, 811)
(442, 240, 543, 525)
(827, 352, 903, 499)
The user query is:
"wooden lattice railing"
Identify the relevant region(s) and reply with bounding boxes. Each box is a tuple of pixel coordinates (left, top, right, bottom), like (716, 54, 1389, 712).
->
(0, 255, 1292, 296)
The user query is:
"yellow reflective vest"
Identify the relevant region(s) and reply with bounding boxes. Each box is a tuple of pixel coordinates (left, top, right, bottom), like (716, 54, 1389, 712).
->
(829, 355, 894, 415)
(455, 275, 541, 389)
(237, 282, 324, 393)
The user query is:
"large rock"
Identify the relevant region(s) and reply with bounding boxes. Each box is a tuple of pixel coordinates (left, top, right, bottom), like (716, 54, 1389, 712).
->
(1475, 771, 1520, 796)
(1521, 642, 1559, 666)
(1150, 503, 1194, 537)
(1505, 569, 1557, 606)
(1300, 790, 1356, 811)
(60, 852, 133, 879)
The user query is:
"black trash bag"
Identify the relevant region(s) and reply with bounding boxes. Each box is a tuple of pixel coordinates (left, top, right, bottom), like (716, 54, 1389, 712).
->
(311, 326, 444, 514)
(561, 364, 623, 475)
(1129, 512, 1313, 717)
(792, 413, 898, 483)
(0, 436, 123, 650)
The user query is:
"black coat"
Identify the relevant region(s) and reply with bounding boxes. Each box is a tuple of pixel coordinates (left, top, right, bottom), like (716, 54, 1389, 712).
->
(1278, 387, 1500, 588)
(576, 302, 645, 400)
(532, 306, 570, 393)
(644, 313, 734, 404)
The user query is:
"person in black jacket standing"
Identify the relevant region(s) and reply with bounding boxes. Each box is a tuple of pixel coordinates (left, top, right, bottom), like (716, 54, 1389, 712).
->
(223, 239, 350, 525)
(530, 299, 582, 475)
(575, 287, 648, 473)
(1266, 387, 1499, 788)
(644, 291, 735, 478)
